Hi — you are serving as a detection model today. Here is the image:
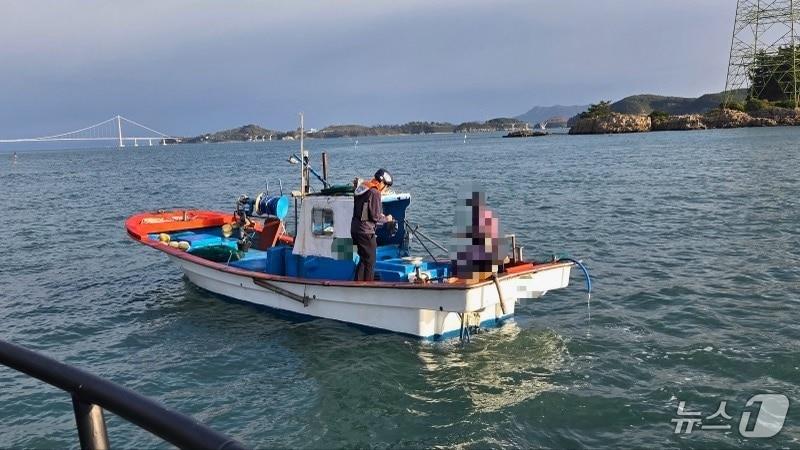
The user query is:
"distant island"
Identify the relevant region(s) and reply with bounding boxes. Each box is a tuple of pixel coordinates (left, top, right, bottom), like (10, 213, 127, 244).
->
(609, 91, 737, 115)
(567, 89, 800, 134)
(178, 86, 799, 143)
(183, 124, 286, 143)
(567, 50, 800, 134)
(565, 90, 742, 128)
(314, 121, 455, 138)
(515, 104, 589, 128)
(181, 118, 536, 143)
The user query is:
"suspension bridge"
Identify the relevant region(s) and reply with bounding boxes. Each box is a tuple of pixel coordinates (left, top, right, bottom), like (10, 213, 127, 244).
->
(0, 115, 181, 147)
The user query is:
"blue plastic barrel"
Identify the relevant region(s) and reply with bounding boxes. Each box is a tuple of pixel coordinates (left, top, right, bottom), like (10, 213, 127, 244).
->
(258, 195, 289, 220)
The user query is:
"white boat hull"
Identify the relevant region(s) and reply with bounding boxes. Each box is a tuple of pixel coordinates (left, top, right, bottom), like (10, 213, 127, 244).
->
(170, 256, 572, 339)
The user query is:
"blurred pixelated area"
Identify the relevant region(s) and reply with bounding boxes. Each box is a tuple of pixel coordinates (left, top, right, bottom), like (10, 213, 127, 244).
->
(451, 182, 507, 282)
(332, 237, 354, 260)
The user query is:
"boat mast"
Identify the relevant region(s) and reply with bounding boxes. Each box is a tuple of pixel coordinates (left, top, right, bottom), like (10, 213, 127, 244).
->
(299, 112, 306, 197)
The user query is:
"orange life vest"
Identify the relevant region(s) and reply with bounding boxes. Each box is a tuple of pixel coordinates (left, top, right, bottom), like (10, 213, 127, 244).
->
(354, 179, 384, 223)
(354, 179, 383, 196)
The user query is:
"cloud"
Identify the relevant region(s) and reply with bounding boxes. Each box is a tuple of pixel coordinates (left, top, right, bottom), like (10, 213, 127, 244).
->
(0, 0, 736, 136)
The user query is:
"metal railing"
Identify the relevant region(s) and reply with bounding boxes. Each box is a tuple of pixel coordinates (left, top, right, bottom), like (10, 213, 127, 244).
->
(0, 339, 247, 450)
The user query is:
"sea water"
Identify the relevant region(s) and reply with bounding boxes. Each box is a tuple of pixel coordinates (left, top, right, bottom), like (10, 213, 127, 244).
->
(0, 128, 798, 448)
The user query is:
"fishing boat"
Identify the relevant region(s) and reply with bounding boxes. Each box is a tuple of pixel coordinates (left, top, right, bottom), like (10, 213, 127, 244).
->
(502, 129, 547, 138)
(503, 122, 547, 138)
(126, 119, 589, 340)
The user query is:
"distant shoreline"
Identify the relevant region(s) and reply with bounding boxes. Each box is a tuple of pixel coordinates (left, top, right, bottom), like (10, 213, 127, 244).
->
(179, 118, 565, 144)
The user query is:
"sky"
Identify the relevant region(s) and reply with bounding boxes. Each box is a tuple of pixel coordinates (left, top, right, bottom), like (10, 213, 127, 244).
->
(0, 0, 736, 137)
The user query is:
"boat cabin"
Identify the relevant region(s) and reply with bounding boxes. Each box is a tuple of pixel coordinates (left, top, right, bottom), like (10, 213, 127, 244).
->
(155, 192, 452, 283)
(285, 192, 451, 282)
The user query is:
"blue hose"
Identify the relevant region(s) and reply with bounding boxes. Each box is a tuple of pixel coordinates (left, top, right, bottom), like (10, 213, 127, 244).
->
(556, 257, 592, 295)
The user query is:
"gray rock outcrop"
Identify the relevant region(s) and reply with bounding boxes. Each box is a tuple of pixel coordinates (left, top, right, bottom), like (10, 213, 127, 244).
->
(651, 114, 707, 131)
(566, 106, 800, 134)
(703, 109, 754, 128)
(748, 106, 800, 125)
(568, 113, 651, 134)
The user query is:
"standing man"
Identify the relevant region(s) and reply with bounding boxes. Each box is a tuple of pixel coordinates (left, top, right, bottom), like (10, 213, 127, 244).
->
(351, 169, 394, 281)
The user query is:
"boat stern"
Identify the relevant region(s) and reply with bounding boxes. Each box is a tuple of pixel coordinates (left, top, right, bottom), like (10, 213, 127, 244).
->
(512, 262, 572, 300)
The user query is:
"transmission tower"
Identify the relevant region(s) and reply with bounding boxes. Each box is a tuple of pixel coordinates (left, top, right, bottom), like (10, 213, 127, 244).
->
(724, 0, 800, 106)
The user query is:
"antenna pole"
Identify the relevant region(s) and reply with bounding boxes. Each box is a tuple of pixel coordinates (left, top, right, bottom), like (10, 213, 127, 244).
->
(299, 113, 306, 196)
(321, 151, 329, 183)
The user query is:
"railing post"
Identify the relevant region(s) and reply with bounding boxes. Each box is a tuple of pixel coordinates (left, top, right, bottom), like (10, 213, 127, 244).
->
(72, 395, 110, 450)
(0, 338, 246, 449)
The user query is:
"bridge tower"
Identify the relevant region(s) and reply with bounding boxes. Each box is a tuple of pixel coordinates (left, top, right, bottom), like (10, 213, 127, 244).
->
(725, 1, 800, 106)
(116, 115, 124, 148)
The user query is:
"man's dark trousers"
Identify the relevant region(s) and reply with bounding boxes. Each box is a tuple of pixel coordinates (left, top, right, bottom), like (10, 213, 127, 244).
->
(353, 233, 377, 281)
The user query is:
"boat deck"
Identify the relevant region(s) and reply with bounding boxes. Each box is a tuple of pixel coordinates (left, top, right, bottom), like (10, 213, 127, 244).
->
(158, 227, 452, 283)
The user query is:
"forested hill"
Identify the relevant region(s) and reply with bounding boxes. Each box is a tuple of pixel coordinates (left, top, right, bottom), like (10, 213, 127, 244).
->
(515, 105, 589, 125)
(183, 124, 281, 143)
(609, 89, 748, 115)
(183, 118, 534, 142)
(314, 122, 455, 138)
(314, 119, 527, 137)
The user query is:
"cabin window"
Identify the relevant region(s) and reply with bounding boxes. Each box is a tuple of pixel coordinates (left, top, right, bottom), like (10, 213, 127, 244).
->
(311, 207, 334, 236)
